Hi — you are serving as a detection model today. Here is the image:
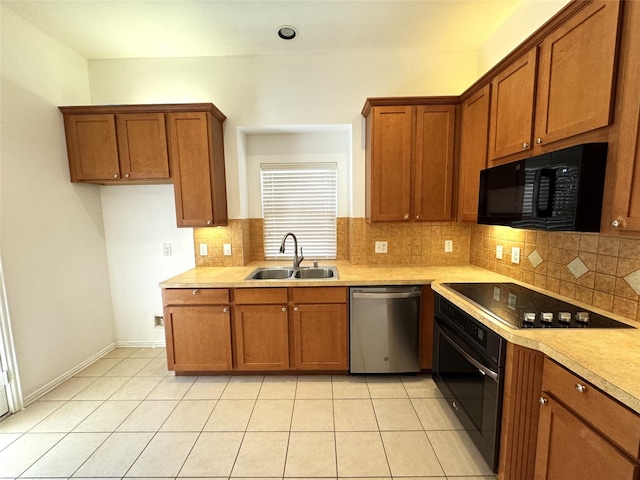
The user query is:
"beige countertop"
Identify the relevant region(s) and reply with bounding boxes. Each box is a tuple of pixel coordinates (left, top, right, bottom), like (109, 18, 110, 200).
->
(160, 262, 640, 415)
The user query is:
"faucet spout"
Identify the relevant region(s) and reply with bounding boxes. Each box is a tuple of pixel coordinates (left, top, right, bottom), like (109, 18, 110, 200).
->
(279, 232, 304, 269)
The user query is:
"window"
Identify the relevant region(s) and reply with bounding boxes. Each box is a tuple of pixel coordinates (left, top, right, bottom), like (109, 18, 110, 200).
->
(261, 162, 337, 260)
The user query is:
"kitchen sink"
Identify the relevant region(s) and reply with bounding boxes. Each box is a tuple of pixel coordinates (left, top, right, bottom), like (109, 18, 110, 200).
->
(245, 266, 338, 280)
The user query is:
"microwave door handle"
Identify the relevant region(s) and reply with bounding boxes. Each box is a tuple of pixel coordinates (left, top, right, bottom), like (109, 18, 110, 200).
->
(538, 168, 556, 217)
(532, 169, 542, 217)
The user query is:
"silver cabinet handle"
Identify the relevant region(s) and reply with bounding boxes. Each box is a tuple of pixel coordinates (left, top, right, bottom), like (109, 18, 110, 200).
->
(522, 142, 529, 149)
(575, 383, 587, 393)
(206, 220, 212, 225)
(539, 397, 548, 406)
(223, 307, 228, 313)
(403, 213, 410, 220)
(611, 219, 621, 228)
(293, 306, 299, 312)
(192, 289, 199, 295)
(281, 307, 287, 312)
(536, 137, 543, 144)
(113, 174, 119, 178)
(415, 215, 421, 220)
(125, 173, 130, 178)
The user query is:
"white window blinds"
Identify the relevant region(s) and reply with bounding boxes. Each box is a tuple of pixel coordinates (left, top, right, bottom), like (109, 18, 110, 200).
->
(261, 162, 337, 260)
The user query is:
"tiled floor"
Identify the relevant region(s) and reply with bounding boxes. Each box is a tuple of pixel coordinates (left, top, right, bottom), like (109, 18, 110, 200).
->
(0, 347, 496, 479)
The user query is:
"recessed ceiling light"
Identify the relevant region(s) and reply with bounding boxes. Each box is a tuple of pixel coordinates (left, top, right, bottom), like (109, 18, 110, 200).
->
(278, 26, 297, 40)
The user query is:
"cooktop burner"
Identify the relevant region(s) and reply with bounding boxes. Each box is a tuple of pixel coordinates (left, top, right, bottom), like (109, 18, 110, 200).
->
(443, 282, 634, 329)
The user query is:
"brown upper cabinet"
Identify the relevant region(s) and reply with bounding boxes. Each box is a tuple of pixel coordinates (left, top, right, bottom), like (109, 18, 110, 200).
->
(60, 107, 170, 183)
(362, 98, 456, 222)
(457, 84, 491, 223)
(488, 0, 621, 165)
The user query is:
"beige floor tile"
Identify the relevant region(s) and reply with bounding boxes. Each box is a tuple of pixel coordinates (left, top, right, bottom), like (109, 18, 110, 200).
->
(110, 376, 164, 400)
(30, 401, 102, 433)
(178, 432, 243, 477)
(365, 376, 408, 398)
(247, 399, 294, 431)
(0, 401, 64, 433)
(136, 357, 172, 376)
(38, 377, 97, 401)
(0, 433, 65, 477)
(22, 432, 109, 477)
(285, 431, 337, 477)
(291, 399, 334, 431)
(333, 399, 378, 431)
(130, 347, 165, 358)
(220, 376, 264, 399)
(231, 431, 288, 477)
(75, 358, 122, 377)
(427, 430, 494, 476)
(332, 376, 370, 399)
(259, 375, 298, 399)
(102, 347, 136, 359)
(0, 433, 21, 450)
(412, 398, 464, 430)
(104, 358, 153, 377)
(184, 376, 230, 400)
(335, 432, 390, 477)
(73, 376, 130, 400)
(116, 400, 178, 432)
(372, 398, 422, 430)
(146, 376, 196, 400)
(295, 375, 333, 399)
(381, 431, 444, 476)
(401, 375, 443, 398)
(73, 400, 140, 432)
(126, 432, 198, 477)
(73, 432, 154, 477)
(160, 400, 216, 431)
(203, 399, 255, 431)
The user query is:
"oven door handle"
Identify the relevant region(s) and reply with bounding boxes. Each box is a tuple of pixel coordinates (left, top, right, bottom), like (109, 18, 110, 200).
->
(438, 327, 499, 382)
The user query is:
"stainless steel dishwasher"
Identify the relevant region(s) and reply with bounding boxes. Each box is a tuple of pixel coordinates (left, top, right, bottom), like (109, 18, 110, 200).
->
(349, 286, 421, 373)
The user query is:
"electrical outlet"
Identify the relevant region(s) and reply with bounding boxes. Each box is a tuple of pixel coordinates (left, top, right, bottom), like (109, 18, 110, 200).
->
(163, 243, 172, 256)
(511, 247, 521, 264)
(444, 240, 453, 252)
(496, 245, 503, 260)
(199, 243, 208, 256)
(223, 243, 232, 256)
(374, 241, 388, 254)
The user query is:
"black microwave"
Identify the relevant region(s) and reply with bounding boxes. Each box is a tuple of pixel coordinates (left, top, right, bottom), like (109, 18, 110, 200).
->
(478, 143, 608, 232)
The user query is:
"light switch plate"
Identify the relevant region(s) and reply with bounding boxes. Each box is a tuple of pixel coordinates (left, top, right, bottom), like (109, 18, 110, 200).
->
(223, 243, 232, 256)
(199, 243, 208, 256)
(163, 243, 172, 256)
(375, 241, 388, 254)
(444, 240, 453, 253)
(496, 245, 503, 260)
(511, 247, 520, 264)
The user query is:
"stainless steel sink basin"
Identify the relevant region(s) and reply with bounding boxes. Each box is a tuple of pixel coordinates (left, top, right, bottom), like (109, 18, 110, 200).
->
(294, 267, 337, 279)
(245, 266, 338, 280)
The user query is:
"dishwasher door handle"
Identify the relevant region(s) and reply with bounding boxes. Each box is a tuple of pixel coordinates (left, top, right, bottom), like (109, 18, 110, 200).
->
(351, 291, 421, 299)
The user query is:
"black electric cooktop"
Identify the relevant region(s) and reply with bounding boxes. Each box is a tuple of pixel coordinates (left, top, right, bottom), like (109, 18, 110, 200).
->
(443, 282, 634, 329)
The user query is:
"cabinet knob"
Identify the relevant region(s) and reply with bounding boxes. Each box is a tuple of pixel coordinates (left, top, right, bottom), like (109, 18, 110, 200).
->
(281, 307, 287, 312)
(207, 220, 212, 225)
(415, 215, 420, 220)
(403, 213, 410, 220)
(539, 397, 548, 406)
(113, 174, 119, 178)
(522, 142, 529, 149)
(125, 173, 130, 178)
(611, 219, 621, 228)
(536, 137, 543, 145)
(222, 307, 229, 313)
(575, 383, 587, 393)
(294, 306, 299, 312)
(192, 289, 199, 295)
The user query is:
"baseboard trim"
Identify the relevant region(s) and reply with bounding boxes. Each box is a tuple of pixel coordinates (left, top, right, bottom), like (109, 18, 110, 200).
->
(115, 340, 166, 348)
(23, 342, 117, 406)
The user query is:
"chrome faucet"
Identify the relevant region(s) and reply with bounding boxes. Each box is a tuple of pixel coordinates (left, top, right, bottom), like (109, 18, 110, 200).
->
(279, 232, 304, 269)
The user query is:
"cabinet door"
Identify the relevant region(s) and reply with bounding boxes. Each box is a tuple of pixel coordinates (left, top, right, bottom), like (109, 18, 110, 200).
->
(414, 105, 456, 221)
(488, 48, 538, 163)
(366, 106, 413, 222)
(458, 85, 491, 222)
(534, 395, 639, 480)
(115, 113, 170, 180)
(164, 305, 232, 371)
(63, 114, 120, 182)
(534, 0, 620, 147)
(234, 305, 289, 370)
(292, 303, 348, 370)
(167, 112, 228, 227)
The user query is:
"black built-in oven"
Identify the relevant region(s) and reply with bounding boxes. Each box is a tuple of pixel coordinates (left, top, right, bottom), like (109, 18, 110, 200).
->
(432, 293, 506, 473)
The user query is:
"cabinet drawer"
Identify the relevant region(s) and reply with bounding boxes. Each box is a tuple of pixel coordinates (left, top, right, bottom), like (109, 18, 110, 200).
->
(163, 288, 229, 306)
(543, 357, 640, 458)
(291, 287, 347, 304)
(233, 288, 288, 304)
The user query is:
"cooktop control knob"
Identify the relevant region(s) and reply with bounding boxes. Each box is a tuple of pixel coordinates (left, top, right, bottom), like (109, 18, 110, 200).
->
(558, 312, 572, 323)
(575, 312, 590, 324)
(541, 312, 553, 323)
(523, 312, 536, 323)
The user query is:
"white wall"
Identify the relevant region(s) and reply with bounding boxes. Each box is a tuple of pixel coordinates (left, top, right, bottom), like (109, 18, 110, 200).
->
(1, 6, 116, 400)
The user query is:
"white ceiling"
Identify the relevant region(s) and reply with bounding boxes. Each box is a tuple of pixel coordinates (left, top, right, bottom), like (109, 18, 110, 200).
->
(2, 0, 522, 60)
